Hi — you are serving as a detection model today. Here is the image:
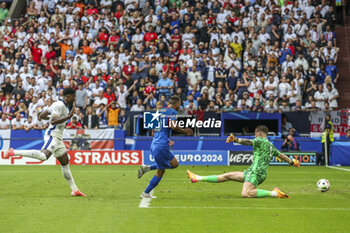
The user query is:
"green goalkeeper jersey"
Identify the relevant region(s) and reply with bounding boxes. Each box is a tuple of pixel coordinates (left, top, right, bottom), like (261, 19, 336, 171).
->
(250, 137, 281, 174)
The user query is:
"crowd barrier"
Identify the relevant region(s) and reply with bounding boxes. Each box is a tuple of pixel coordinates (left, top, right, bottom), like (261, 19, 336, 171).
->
(0, 150, 318, 166)
(0, 129, 348, 166)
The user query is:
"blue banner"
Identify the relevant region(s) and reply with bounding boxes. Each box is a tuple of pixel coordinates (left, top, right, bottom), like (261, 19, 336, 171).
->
(143, 150, 228, 166)
(331, 142, 350, 165)
(10, 130, 45, 150)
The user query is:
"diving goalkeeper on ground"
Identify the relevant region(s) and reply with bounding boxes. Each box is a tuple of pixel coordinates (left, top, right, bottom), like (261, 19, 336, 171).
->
(187, 125, 300, 198)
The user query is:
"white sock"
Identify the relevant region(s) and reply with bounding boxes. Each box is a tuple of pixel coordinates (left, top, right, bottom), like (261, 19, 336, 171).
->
(61, 164, 78, 191)
(271, 191, 278, 197)
(14, 150, 47, 161)
(196, 175, 203, 181)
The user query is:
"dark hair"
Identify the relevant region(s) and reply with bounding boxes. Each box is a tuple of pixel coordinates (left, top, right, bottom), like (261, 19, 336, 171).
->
(255, 125, 268, 135)
(169, 96, 180, 105)
(63, 87, 76, 96)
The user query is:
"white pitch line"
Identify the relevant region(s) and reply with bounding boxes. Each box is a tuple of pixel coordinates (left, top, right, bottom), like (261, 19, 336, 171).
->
(139, 191, 154, 208)
(326, 166, 350, 172)
(149, 206, 350, 211)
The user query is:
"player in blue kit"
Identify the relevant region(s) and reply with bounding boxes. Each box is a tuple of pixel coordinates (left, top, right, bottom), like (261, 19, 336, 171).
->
(138, 96, 193, 199)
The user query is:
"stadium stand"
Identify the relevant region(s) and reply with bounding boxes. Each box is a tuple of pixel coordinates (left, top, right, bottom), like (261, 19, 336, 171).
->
(0, 0, 344, 130)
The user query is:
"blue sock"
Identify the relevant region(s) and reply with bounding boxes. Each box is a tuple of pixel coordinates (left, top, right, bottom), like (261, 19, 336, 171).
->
(150, 164, 157, 170)
(144, 175, 162, 194)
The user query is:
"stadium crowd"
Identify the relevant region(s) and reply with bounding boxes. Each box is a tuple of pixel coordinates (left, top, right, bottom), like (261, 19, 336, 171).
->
(0, 0, 342, 130)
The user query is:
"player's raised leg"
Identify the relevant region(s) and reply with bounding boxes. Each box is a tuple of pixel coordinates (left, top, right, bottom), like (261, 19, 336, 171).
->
(4, 148, 49, 160)
(56, 153, 86, 197)
(187, 170, 244, 183)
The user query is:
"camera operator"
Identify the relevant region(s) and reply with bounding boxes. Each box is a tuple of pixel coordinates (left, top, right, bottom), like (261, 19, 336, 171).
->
(281, 135, 300, 151)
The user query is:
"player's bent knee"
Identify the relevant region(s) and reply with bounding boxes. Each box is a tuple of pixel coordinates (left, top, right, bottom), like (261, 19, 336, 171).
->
(241, 191, 249, 198)
(156, 169, 165, 177)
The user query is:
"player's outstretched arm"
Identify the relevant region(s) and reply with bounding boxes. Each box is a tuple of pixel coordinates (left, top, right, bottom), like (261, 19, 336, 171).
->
(226, 133, 253, 146)
(279, 153, 300, 168)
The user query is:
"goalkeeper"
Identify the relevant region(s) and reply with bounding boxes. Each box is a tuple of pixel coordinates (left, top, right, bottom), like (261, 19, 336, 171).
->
(187, 125, 300, 198)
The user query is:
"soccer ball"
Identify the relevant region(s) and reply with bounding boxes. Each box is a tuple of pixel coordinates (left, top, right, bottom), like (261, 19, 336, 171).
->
(317, 179, 330, 192)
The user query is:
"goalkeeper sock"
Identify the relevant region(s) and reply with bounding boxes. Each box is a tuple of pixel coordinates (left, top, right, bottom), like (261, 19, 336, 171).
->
(145, 175, 162, 194)
(199, 175, 218, 183)
(61, 164, 78, 191)
(149, 164, 157, 170)
(14, 150, 47, 161)
(256, 189, 277, 198)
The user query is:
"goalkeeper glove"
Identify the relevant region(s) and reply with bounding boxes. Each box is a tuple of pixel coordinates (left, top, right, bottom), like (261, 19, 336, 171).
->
(290, 159, 300, 168)
(226, 133, 237, 143)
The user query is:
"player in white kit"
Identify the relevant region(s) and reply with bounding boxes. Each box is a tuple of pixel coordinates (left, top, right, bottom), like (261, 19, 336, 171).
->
(4, 88, 86, 197)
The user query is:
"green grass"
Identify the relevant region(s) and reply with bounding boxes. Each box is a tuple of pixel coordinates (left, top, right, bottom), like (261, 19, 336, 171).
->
(1, 165, 350, 233)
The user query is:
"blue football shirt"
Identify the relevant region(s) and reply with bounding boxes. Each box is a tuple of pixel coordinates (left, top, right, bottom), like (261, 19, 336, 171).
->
(152, 107, 178, 145)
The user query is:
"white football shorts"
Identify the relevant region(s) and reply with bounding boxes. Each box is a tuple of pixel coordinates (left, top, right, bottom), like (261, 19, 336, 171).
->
(41, 135, 67, 158)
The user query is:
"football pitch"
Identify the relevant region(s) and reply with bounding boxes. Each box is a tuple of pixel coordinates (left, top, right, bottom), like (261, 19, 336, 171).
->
(1, 165, 350, 233)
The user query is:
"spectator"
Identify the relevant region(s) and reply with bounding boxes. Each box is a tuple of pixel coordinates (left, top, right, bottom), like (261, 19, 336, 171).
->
(198, 93, 210, 111)
(206, 101, 219, 113)
(340, 129, 350, 140)
(264, 76, 278, 99)
(222, 101, 234, 112)
(237, 92, 252, 108)
(66, 116, 83, 129)
(250, 99, 264, 112)
(306, 76, 318, 98)
(11, 113, 25, 130)
(33, 116, 47, 130)
(314, 84, 328, 109)
(131, 99, 145, 112)
(325, 59, 339, 83)
(291, 100, 305, 112)
(325, 83, 339, 110)
(0, 113, 10, 129)
(143, 92, 157, 109)
(279, 100, 291, 113)
(76, 82, 88, 111)
(0, 3, 8, 24)
(187, 66, 202, 91)
(107, 101, 121, 128)
(306, 101, 321, 112)
(82, 106, 99, 129)
(118, 109, 127, 128)
(14, 100, 28, 119)
(157, 72, 173, 98)
(96, 103, 108, 129)
(24, 115, 35, 132)
(236, 99, 250, 111)
(264, 100, 278, 113)
(93, 90, 108, 109)
(12, 81, 26, 99)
